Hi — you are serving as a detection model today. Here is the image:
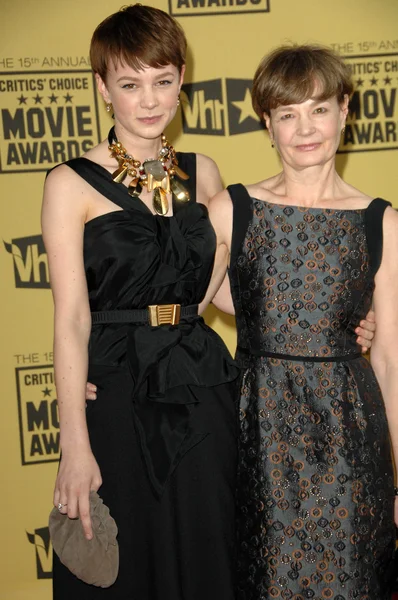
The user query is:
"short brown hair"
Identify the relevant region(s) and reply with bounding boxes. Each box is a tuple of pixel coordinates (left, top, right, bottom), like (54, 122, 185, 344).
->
(90, 4, 187, 81)
(252, 44, 353, 119)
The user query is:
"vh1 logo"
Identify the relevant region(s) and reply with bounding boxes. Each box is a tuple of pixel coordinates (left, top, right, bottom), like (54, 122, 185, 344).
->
(27, 527, 52, 579)
(180, 78, 265, 136)
(4, 234, 49, 289)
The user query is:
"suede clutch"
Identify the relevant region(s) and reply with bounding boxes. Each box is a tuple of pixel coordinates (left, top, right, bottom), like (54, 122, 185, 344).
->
(49, 491, 119, 588)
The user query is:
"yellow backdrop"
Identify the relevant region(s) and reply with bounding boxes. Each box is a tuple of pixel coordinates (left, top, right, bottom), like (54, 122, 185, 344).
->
(1, 0, 397, 597)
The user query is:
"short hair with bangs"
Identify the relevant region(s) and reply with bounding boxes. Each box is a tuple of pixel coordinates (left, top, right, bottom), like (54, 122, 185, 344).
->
(90, 4, 187, 81)
(251, 44, 354, 119)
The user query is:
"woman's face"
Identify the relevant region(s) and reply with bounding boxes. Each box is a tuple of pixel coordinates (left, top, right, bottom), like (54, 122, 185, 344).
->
(97, 60, 184, 141)
(264, 91, 349, 171)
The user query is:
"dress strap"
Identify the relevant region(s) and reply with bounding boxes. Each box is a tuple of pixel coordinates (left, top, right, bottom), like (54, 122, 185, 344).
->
(364, 197, 391, 276)
(52, 154, 197, 214)
(227, 184, 253, 274)
(63, 157, 132, 211)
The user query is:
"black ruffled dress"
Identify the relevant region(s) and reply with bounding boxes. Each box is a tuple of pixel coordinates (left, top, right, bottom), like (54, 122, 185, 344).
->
(52, 154, 240, 599)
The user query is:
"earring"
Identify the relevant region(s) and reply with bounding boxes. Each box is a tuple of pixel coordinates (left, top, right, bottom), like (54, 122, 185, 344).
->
(106, 102, 112, 113)
(271, 140, 274, 148)
(177, 95, 180, 107)
(341, 126, 346, 135)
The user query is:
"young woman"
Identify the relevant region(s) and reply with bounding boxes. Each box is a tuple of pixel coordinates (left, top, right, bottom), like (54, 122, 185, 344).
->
(210, 44, 397, 600)
(43, 5, 239, 599)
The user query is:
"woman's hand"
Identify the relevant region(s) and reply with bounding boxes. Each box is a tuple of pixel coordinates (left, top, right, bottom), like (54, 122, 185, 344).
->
(53, 449, 102, 540)
(43, 166, 98, 539)
(355, 309, 376, 352)
(85, 382, 97, 401)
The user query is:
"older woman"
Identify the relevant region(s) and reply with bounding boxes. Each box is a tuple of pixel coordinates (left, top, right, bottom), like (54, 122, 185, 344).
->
(210, 45, 397, 600)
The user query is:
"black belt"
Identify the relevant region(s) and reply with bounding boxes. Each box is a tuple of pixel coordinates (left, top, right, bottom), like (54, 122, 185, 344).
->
(91, 304, 198, 326)
(236, 346, 361, 363)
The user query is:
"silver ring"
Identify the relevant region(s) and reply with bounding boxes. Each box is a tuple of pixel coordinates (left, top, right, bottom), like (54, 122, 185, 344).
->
(57, 503, 67, 511)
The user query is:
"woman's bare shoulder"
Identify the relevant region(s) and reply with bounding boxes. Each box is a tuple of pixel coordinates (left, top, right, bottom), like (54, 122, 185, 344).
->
(245, 175, 281, 201)
(195, 153, 223, 202)
(45, 163, 83, 191)
(195, 153, 219, 172)
(340, 182, 373, 207)
(82, 139, 114, 169)
(45, 139, 113, 198)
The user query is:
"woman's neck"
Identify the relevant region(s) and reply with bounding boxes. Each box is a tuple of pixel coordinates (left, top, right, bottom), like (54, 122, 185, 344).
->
(114, 124, 163, 164)
(278, 160, 344, 206)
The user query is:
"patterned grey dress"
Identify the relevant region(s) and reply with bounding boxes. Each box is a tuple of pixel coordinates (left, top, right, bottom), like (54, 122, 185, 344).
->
(227, 184, 396, 600)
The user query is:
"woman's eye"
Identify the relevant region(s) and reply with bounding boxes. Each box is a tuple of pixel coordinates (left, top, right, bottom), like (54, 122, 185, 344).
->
(314, 107, 327, 114)
(280, 113, 293, 120)
(122, 83, 137, 89)
(157, 80, 172, 86)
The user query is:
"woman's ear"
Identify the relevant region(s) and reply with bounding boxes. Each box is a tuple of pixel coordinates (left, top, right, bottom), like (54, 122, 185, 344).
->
(178, 65, 186, 92)
(95, 73, 111, 104)
(341, 93, 350, 122)
(264, 113, 273, 143)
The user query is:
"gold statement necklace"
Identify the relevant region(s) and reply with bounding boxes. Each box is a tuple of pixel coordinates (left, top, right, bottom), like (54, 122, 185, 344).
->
(108, 127, 190, 216)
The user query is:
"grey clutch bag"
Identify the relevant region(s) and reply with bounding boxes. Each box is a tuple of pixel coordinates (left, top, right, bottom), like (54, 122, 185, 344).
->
(49, 491, 119, 588)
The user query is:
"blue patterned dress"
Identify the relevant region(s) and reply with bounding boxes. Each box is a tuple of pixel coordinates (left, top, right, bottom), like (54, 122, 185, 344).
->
(228, 184, 396, 600)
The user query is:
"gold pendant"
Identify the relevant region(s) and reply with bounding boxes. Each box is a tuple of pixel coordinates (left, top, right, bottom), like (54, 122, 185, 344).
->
(146, 173, 155, 192)
(170, 178, 190, 203)
(174, 165, 189, 181)
(153, 188, 169, 215)
(128, 178, 142, 197)
(161, 173, 171, 194)
(112, 163, 129, 183)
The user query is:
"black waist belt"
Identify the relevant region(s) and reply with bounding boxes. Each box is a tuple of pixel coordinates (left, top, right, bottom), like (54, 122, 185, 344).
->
(91, 304, 199, 326)
(236, 346, 361, 363)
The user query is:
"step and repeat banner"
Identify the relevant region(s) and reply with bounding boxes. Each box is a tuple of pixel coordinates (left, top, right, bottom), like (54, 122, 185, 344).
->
(1, 0, 397, 597)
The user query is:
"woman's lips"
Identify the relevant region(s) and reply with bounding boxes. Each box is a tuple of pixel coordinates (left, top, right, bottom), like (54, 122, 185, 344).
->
(137, 116, 162, 125)
(295, 143, 321, 151)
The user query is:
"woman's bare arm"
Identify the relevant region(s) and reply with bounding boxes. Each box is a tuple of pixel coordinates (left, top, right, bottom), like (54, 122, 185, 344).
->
(42, 166, 101, 539)
(194, 155, 231, 314)
(370, 206, 398, 525)
(195, 153, 223, 207)
(212, 272, 235, 315)
(199, 189, 233, 314)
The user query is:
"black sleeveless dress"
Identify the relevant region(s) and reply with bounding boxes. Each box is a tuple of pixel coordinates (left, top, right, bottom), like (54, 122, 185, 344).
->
(52, 154, 240, 599)
(227, 184, 396, 600)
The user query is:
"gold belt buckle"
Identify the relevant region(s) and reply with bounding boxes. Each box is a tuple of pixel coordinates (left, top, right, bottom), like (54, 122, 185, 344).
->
(148, 304, 181, 326)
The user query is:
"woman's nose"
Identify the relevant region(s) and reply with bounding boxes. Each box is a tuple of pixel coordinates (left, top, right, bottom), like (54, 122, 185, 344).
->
(297, 115, 316, 135)
(140, 87, 158, 110)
